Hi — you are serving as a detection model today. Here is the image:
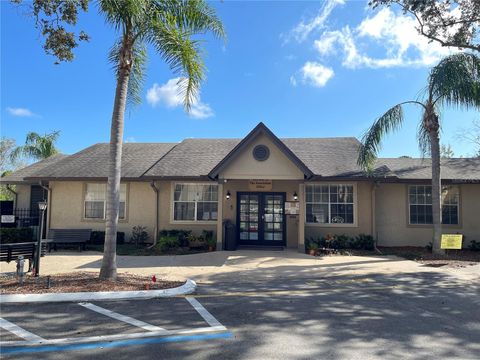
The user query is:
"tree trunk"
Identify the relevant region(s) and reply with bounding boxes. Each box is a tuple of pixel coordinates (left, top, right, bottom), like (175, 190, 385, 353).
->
(428, 116, 444, 255)
(99, 37, 132, 281)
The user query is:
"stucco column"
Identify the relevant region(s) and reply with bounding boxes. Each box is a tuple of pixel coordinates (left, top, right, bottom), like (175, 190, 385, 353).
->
(216, 182, 224, 250)
(297, 183, 305, 253)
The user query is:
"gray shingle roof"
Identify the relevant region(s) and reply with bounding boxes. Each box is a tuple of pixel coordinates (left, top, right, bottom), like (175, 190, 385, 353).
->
(24, 143, 176, 180)
(3, 134, 479, 183)
(143, 139, 240, 178)
(0, 154, 68, 183)
(373, 158, 480, 181)
(282, 138, 362, 177)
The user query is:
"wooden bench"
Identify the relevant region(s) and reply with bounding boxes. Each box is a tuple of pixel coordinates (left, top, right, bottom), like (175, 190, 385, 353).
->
(48, 229, 92, 251)
(0, 242, 48, 271)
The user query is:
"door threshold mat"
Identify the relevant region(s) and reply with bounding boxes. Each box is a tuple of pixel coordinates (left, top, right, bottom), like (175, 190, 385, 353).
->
(236, 246, 285, 251)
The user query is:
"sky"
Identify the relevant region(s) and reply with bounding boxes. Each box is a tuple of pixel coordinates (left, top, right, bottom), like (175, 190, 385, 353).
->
(1, 0, 479, 160)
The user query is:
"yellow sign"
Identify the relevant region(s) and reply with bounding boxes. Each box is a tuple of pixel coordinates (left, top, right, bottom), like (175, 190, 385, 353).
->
(248, 179, 272, 191)
(441, 234, 463, 250)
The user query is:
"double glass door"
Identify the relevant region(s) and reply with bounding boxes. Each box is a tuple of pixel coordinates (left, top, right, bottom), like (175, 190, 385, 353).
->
(237, 192, 286, 246)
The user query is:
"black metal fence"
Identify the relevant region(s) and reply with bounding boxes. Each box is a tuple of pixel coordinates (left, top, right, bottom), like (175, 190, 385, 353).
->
(14, 208, 40, 227)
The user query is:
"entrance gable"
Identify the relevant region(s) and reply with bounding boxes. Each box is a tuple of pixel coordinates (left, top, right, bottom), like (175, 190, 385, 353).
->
(209, 122, 313, 180)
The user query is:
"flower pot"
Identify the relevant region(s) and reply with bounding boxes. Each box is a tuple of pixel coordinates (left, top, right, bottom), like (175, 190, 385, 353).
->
(309, 249, 316, 256)
(208, 246, 215, 252)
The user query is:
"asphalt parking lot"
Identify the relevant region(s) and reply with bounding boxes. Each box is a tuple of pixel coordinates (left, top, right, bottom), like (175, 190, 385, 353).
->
(2, 251, 480, 360)
(2, 268, 480, 360)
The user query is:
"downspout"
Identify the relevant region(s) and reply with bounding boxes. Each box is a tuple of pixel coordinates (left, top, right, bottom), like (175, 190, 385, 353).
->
(371, 181, 382, 254)
(39, 182, 51, 239)
(149, 181, 159, 248)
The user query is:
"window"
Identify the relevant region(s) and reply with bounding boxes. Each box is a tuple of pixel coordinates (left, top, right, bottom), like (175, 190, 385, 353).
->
(84, 183, 126, 220)
(173, 184, 218, 222)
(408, 185, 459, 225)
(306, 184, 355, 224)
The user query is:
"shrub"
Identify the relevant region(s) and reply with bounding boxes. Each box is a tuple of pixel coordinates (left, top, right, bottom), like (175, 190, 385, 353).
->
(89, 231, 125, 245)
(0, 228, 34, 243)
(131, 226, 149, 246)
(306, 233, 374, 251)
(333, 234, 350, 249)
(187, 233, 207, 248)
(158, 229, 191, 247)
(468, 240, 480, 251)
(157, 236, 180, 251)
(351, 234, 375, 250)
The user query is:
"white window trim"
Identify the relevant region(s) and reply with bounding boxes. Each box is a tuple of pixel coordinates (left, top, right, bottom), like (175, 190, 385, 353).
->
(304, 182, 358, 228)
(170, 182, 219, 224)
(83, 183, 127, 221)
(407, 184, 460, 226)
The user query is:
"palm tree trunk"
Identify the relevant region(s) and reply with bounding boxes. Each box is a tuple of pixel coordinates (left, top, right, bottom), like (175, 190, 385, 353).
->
(99, 38, 132, 281)
(429, 121, 444, 255)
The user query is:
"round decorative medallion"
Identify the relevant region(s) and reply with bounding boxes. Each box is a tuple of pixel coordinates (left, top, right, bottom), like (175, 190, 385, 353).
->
(252, 144, 270, 161)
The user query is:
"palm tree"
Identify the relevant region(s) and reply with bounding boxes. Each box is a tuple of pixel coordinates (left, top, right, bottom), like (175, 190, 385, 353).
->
(358, 53, 480, 254)
(11, 131, 60, 161)
(97, 0, 225, 280)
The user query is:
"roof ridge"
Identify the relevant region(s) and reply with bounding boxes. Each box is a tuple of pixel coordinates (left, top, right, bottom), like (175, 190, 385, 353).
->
(139, 143, 179, 178)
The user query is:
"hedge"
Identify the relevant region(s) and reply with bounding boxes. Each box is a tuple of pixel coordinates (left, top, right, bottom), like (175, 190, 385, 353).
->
(0, 228, 35, 243)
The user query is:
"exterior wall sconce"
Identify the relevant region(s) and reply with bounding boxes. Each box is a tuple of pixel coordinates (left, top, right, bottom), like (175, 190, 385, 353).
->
(293, 192, 298, 201)
(226, 191, 231, 200)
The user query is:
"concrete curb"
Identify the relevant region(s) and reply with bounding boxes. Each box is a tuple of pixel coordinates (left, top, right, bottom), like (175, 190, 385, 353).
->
(0, 279, 197, 304)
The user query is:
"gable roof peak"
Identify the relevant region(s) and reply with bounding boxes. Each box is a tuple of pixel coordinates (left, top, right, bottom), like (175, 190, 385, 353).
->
(208, 122, 314, 179)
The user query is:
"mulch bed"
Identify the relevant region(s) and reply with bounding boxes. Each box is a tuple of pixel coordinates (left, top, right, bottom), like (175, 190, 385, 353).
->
(376, 247, 479, 268)
(315, 247, 480, 268)
(0, 272, 184, 295)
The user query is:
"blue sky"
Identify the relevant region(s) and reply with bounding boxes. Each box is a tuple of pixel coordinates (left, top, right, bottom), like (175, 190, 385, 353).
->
(1, 0, 478, 159)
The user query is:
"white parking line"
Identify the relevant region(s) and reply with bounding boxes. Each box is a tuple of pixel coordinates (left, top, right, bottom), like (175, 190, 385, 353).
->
(1, 297, 228, 348)
(0, 325, 228, 347)
(0, 317, 45, 342)
(185, 296, 223, 327)
(78, 302, 168, 333)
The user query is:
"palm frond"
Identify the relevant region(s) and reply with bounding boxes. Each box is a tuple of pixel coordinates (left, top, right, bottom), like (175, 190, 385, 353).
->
(429, 53, 480, 110)
(153, 0, 226, 40)
(147, 18, 204, 111)
(13, 131, 60, 161)
(358, 105, 404, 171)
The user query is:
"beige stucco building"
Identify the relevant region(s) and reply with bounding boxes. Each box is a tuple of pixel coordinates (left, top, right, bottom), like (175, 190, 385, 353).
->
(2, 123, 480, 250)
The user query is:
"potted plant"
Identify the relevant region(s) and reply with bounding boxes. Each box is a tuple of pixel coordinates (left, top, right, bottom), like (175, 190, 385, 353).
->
(207, 235, 217, 252)
(307, 242, 319, 256)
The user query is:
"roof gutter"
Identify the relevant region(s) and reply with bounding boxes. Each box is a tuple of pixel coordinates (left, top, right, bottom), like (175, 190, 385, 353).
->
(148, 181, 160, 249)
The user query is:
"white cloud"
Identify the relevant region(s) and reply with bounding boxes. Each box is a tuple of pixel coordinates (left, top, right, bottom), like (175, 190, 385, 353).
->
(6, 107, 37, 117)
(313, 8, 456, 69)
(297, 62, 334, 88)
(125, 137, 136, 143)
(288, 5, 460, 87)
(146, 78, 214, 119)
(282, 0, 345, 43)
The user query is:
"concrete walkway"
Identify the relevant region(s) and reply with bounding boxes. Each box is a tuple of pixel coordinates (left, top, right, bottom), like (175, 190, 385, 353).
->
(1, 249, 478, 284)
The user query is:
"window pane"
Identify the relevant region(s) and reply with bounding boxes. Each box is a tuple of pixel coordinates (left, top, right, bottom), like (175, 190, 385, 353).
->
(306, 204, 328, 223)
(196, 202, 218, 221)
(174, 202, 195, 221)
(306, 186, 313, 202)
(119, 201, 126, 220)
(120, 184, 127, 202)
(85, 201, 104, 219)
(86, 183, 106, 201)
